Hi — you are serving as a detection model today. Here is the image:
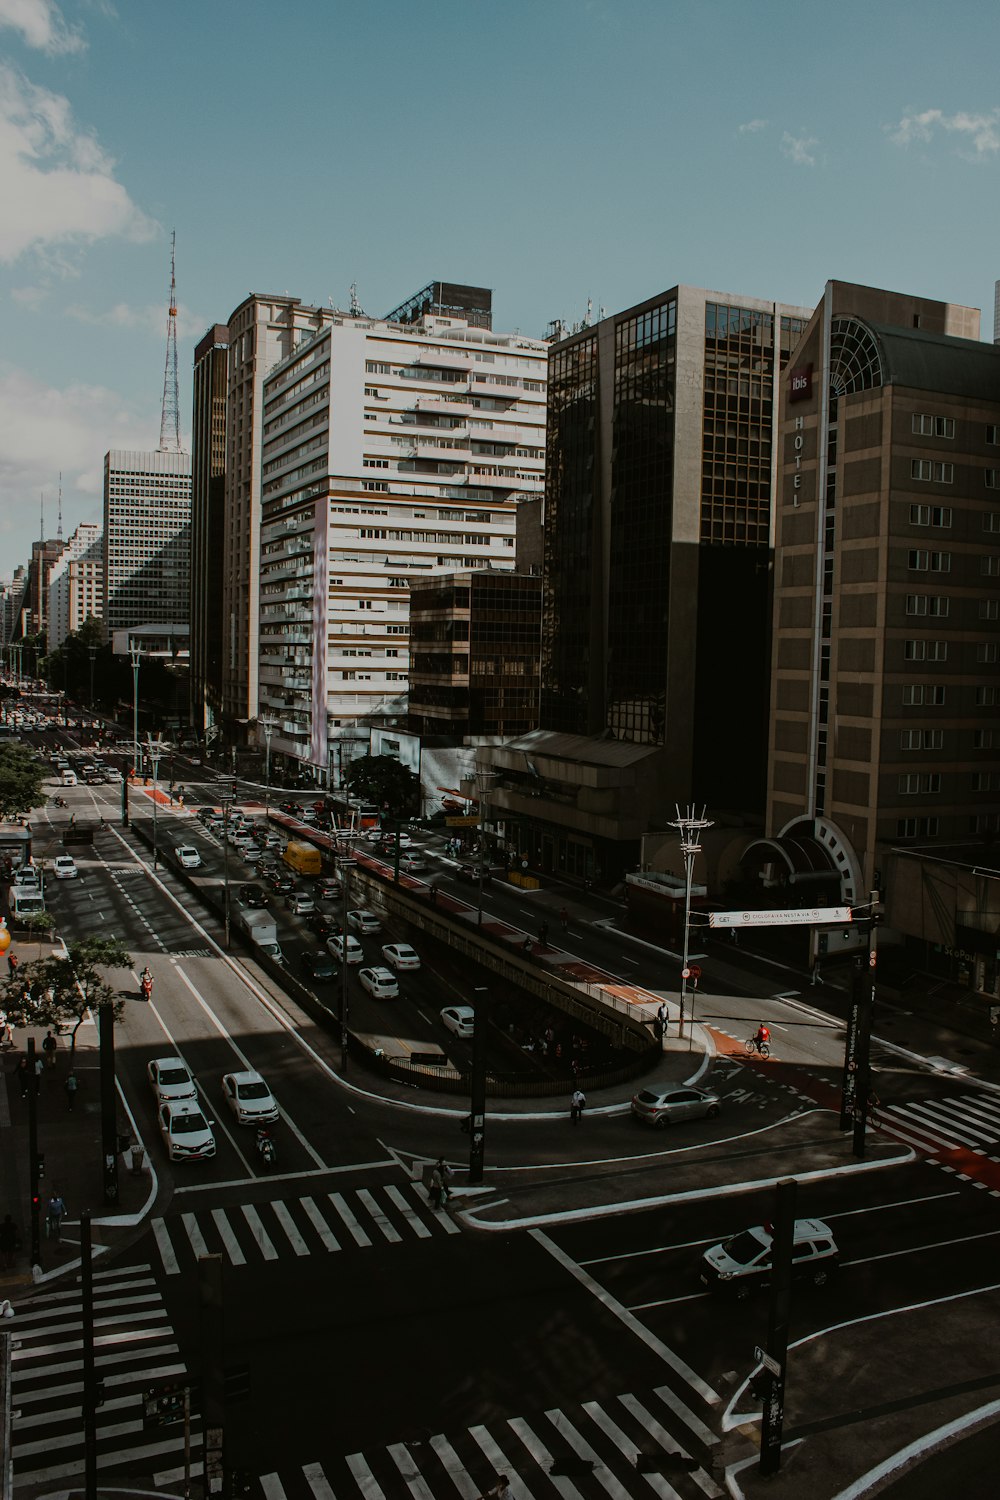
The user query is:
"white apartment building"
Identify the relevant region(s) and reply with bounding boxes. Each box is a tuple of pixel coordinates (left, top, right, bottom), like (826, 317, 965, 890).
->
(103, 449, 192, 635)
(48, 522, 103, 650)
(258, 301, 547, 780)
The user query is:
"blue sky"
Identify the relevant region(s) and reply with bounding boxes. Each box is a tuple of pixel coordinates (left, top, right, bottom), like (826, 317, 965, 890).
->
(2, 0, 999, 579)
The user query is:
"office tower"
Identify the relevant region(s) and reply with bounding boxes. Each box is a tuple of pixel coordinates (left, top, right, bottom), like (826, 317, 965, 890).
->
(102, 449, 192, 633)
(190, 324, 230, 734)
(763, 280, 999, 907)
(47, 523, 102, 651)
(257, 288, 547, 780)
(481, 284, 810, 884)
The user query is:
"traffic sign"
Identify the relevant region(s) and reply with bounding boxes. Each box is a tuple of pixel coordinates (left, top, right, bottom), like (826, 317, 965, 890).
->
(754, 1345, 781, 1377)
(445, 815, 479, 826)
(681, 964, 702, 981)
(710, 906, 852, 929)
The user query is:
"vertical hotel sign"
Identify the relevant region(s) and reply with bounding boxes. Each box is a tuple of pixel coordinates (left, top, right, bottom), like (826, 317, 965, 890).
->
(789, 362, 812, 501)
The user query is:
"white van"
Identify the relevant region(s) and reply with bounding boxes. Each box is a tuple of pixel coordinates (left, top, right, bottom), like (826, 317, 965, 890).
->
(60, 769, 77, 786)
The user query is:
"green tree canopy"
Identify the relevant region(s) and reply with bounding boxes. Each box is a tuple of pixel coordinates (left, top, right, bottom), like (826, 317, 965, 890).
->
(3, 935, 133, 1059)
(344, 754, 419, 817)
(0, 742, 47, 821)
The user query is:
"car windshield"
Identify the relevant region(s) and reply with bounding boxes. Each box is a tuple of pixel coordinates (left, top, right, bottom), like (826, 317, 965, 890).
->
(159, 1067, 189, 1086)
(172, 1113, 208, 1134)
(721, 1229, 768, 1266)
(237, 1081, 270, 1100)
(635, 1091, 659, 1105)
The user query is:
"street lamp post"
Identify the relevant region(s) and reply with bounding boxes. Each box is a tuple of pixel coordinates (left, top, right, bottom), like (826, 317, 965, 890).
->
(145, 734, 165, 870)
(668, 804, 713, 1042)
(222, 782, 234, 951)
(88, 645, 97, 711)
(129, 643, 142, 781)
(260, 712, 278, 814)
(474, 768, 497, 929)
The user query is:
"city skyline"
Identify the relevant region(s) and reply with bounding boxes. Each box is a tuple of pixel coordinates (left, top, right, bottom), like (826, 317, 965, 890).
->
(2, 0, 1000, 572)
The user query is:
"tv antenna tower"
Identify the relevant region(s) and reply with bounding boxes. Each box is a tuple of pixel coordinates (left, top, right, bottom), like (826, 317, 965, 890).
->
(57, 471, 63, 540)
(158, 230, 183, 452)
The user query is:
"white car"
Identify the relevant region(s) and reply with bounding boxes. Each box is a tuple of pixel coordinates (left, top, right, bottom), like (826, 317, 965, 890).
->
(175, 845, 202, 869)
(358, 966, 400, 999)
(53, 855, 78, 879)
(327, 933, 365, 965)
(348, 909, 381, 935)
(441, 1004, 475, 1038)
(286, 890, 316, 915)
(399, 853, 428, 874)
(158, 1100, 216, 1161)
(262, 831, 283, 849)
(147, 1056, 197, 1102)
(240, 844, 262, 862)
(222, 1069, 279, 1125)
(381, 942, 421, 972)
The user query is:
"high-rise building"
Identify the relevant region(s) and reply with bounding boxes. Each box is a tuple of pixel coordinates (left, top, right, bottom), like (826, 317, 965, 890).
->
(102, 449, 192, 634)
(761, 281, 998, 910)
(26, 537, 67, 640)
(257, 291, 547, 780)
(47, 522, 102, 651)
(190, 324, 230, 735)
(217, 295, 338, 726)
(481, 284, 810, 884)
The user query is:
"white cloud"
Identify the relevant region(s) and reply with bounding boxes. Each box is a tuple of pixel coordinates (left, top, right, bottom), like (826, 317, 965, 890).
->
(0, 63, 157, 264)
(11, 282, 48, 308)
(888, 106, 1000, 157)
(0, 0, 84, 54)
(738, 118, 767, 135)
(65, 300, 205, 340)
(780, 130, 819, 166)
(0, 365, 156, 560)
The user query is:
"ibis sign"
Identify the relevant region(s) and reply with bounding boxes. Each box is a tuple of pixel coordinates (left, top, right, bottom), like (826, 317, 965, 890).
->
(710, 907, 852, 929)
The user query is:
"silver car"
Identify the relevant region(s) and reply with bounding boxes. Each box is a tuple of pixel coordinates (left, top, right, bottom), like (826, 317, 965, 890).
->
(630, 1085, 721, 1129)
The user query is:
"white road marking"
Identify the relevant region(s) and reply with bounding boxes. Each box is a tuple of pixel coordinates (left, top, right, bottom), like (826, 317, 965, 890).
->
(328, 1192, 371, 1247)
(260, 1475, 289, 1500)
(428, 1434, 481, 1497)
(357, 1188, 401, 1243)
(302, 1460, 338, 1500)
(152, 1218, 179, 1275)
(344, 1453, 385, 1497)
(211, 1206, 247, 1265)
(507, 1416, 586, 1498)
(271, 1200, 309, 1255)
(384, 1183, 432, 1238)
(182, 1212, 210, 1260)
(241, 1203, 278, 1260)
(300, 1196, 341, 1251)
(544, 1407, 633, 1498)
(468, 1426, 532, 1499)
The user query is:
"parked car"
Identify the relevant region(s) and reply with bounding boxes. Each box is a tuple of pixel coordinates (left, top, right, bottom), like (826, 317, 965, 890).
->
(175, 845, 202, 870)
(348, 909, 381, 935)
(630, 1086, 721, 1129)
(158, 1100, 216, 1161)
(381, 942, 421, 971)
(300, 949, 337, 983)
(221, 1070, 279, 1125)
(239, 883, 268, 908)
(358, 965, 400, 999)
(327, 933, 365, 965)
(52, 855, 78, 879)
(700, 1218, 839, 1297)
(147, 1056, 197, 1103)
(440, 1004, 475, 1038)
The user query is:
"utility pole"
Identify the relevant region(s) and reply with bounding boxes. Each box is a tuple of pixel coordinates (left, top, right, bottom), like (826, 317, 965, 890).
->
(757, 1177, 797, 1475)
(468, 986, 489, 1184)
(99, 1002, 118, 1204)
(26, 1038, 40, 1267)
(474, 769, 497, 929)
(129, 642, 142, 783)
(146, 734, 165, 870)
(841, 890, 882, 1157)
(338, 856, 355, 1072)
(81, 1210, 98, 1500)
(667, 805, 712, 1038)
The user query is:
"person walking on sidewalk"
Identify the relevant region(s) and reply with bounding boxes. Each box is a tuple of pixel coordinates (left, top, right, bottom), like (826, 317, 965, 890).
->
(434, 1157, 453, 1204)
(570, 1087, 586, 1125)
(428, 1165, 445, 1211)
(45, 1194, 66, 1242)
(558, 907, 568, 933)
(6, 952, 17, 980)
(42, 1029, 57, 1069)
(64, 1070, 78, 1110)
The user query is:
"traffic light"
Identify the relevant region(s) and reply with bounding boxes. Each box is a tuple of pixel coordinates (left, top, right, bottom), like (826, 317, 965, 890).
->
(35, 1152, 45, 1180)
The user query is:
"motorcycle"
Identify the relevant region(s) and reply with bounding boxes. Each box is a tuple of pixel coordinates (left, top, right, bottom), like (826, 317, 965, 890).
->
(256, 1127, 276, 1169)
(139, 971, 153, 1001)
(52, 796, 67, 808)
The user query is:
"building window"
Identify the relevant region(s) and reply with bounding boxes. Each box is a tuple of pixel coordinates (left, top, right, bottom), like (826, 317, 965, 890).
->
(986, 470, 1000, 489)
(976, 687, 999, 706)
(977, 643, 999, 663)
(911, 459, 954, 483)
(972, 772, 995, 791)
(987, 425, 999, 446)
(982, 555, 1000, 575)
(899, 773, 941, 795)
(900, 729, 943, 750)
(971, 812, 1000, 834)
(974, 729, 994, 749)
(896, 816, 939, 837)
(902, 685, 945, 707)
(905, 595, 928, 615)
(980, 599, 999, 620)
(909, 504, 952, 527)
(912, 414, 955, 438)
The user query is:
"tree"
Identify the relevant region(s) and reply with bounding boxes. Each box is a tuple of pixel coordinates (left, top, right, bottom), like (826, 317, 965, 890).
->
(0, 742, 47, 821)
(344, 754, 419, 817)
(2, 936, 133, 1061)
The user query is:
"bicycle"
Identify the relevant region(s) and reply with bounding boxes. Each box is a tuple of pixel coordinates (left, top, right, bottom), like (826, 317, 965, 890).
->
(745, 1036, 771, 1058)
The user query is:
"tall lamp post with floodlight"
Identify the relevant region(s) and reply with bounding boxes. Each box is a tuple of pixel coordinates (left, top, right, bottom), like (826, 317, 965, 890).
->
(129, 642, 143, 781)
(667, 804, 713, 1043)
(260, 712, 278, 814)
(145, 734, 165, 869)
(474, 768, 498, 929)
(88, 644, 97, 712)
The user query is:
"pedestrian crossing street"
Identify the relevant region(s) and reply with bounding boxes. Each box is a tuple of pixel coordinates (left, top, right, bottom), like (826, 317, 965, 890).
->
(152, 1179, 460, 1274)
(10, 1261, 198, 1490)
(875, 1088, 1000, 1182)
(254, 1384, 721, 1500)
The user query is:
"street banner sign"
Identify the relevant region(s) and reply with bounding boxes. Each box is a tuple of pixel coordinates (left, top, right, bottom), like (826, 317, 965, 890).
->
(445, 815, 479, 826)
(710, 906, 852, 929)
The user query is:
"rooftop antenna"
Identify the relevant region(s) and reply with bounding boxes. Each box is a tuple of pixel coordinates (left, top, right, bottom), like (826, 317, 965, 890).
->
(349, 282, 363, 317)
(39, 491, 44, 542)
(57, 472, 63, 540)
(158, 229, 183, 452)
(585, 298, 593, 326)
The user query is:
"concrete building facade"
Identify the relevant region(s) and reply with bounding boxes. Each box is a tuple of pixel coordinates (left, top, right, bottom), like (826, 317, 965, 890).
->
(47, 522, 102, 651)
(190, 324, 230, 735)
(102, 449, 192, 635)
(256, 293, 546, 781)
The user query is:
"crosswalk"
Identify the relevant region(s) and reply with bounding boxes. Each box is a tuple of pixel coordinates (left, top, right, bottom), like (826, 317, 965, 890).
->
(876, 1088, 1000, 1168)
(10, 1261, 199, 1490)
(256, 1384, 721, 1500)
(152, 1179, 461, 1274)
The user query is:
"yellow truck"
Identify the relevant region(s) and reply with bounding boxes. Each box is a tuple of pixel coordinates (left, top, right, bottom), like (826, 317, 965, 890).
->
(282, 840, 322, 876)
